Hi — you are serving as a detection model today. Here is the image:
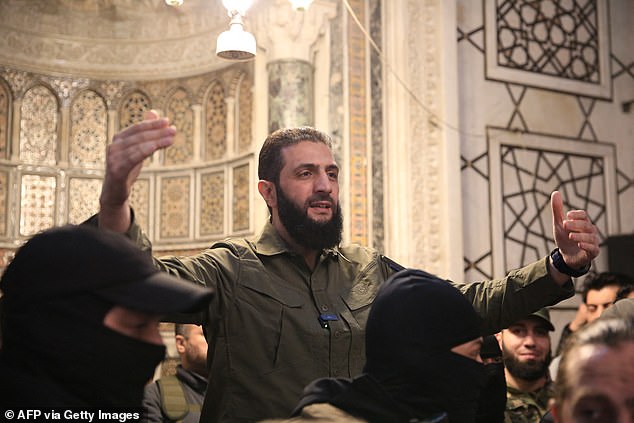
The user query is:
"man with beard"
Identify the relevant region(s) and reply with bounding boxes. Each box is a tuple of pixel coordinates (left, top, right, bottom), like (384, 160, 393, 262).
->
(263, 269, 487, 423)
(93, 113, 600, 422)
(496, 309, 554, 423)
(143, 324, 209, 422)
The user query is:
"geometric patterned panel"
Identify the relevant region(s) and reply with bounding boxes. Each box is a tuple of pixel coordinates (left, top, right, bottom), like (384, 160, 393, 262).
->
(19, 174, 57, 237)
(485, 0, 611, 98)
(164, 88, 194, 165)
(159, 175, 190, 239)
(0, 169, 7, 236)
(70, 90, 107, 167)
(68, 177, 102, 224)
(489, 128, 617, 275)
(119, 91, 151, 129)
(347, 0, 369, 245)
(130, 178, 151, 235)
(237, 76, 252, 154)
(232, 163, 249, 232)
(0, 80, 8, 159)
(19, 85, 58, 165)
(205, 80, 226, 161)
(200, 170, 224, 236)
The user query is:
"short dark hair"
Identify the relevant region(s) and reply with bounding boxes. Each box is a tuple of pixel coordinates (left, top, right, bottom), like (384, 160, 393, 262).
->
(554, 318, 634, 403)
(616, 284, 634, 301)
(581, 272, 633, 303)
(258, 127, 333, 185)
(175, 324, 189, 338)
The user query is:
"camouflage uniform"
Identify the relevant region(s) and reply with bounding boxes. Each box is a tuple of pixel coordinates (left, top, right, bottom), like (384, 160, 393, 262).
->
(504, 380, 554, 423)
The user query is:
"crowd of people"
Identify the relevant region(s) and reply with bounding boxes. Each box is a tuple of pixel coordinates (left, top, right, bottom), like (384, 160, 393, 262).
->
(0, 113, 632, 423)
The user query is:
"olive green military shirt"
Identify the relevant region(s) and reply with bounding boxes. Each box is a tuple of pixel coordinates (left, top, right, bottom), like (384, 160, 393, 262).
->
(504, 380, 554, 423)
(123, 219, 573, 423)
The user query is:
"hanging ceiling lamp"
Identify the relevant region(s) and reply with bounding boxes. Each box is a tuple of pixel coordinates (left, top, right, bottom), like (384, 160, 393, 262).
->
(216, 0, 256, 61)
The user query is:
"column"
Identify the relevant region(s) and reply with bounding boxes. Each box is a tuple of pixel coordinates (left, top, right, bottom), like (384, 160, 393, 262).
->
(253, 0, 337, 132)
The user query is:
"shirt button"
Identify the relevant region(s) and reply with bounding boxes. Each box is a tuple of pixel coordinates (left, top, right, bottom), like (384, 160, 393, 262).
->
(320, 304, 329, 311)
(334, 330, 343, 338)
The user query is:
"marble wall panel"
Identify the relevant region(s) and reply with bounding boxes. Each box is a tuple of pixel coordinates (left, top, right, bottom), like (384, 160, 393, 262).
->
(232, 163, 249, 232)
(200, 170, 225, 236)
(159, 175, 190, 239)
(19, 174, 56, 237)
(68, 177, 101, 224)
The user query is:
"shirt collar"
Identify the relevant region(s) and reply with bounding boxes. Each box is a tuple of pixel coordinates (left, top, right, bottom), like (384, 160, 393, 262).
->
(251, 221, 341, 259)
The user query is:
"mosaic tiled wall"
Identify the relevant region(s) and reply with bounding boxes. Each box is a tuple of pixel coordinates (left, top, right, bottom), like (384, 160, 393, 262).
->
(0, 63, 255, 270)
(458, 0, 632, 278)
(347, 0, 370, 246)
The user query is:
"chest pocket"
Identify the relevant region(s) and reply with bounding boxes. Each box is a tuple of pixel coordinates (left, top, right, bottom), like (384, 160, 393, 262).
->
(341, 260, 383, 317)
(234, 265, 316, 372)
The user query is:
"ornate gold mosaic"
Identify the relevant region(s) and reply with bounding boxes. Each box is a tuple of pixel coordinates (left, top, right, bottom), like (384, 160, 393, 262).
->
(1, 63, 253, 251)
(205, 81, 226, 161)
(160, 175, 190, 238)
(232, 163, 249, 232)
(19, 86, 58, 165)
(70, 90, 107, 167)
(0, 80, 8, 159)
(238, 76, 252, 154)
(119, 91, 151, 129)
(68, 177, 101, 224)
(200, 171, 224, 236)
(20, 174, 56, 236)
(164, 88, 194, 165)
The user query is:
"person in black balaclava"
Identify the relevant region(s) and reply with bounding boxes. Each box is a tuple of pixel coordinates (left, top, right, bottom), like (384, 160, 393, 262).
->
(274, 268, 488, 423)
(0, 225, 214, 407)
(476, 335, 506, 423)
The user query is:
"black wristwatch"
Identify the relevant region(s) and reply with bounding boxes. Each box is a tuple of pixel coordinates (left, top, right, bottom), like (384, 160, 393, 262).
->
(550, 248, 590, 277)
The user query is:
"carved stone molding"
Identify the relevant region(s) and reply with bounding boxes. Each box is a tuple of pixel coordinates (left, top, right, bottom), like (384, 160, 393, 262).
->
(0, 0, 229, 80)
(408, 0, 444, 274)
(253, 0, 337, 63)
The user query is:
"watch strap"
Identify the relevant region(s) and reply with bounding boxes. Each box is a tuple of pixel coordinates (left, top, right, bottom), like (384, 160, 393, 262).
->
(550, 248, 590, 277)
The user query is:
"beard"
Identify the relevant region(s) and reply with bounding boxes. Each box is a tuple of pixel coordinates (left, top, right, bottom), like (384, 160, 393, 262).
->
(276, 185, 343, 251)
(502, 346, 551, 382)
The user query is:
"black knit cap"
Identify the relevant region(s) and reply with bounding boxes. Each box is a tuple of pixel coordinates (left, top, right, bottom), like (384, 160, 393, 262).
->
(365, 268, 482, 362)
(0, 225, 213, 314)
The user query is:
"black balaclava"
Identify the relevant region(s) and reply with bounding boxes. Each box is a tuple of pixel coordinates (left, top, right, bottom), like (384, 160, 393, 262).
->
(1, 293, 165, 406)
(362, 269, 486, 423)
(475, 335, 506, 423)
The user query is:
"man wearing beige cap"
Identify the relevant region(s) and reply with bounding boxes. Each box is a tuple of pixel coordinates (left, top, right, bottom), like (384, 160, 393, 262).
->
(496, 309, 554, 423)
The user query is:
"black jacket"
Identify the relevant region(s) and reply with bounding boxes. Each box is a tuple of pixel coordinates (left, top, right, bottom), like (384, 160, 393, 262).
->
(143, 365, 207, 423)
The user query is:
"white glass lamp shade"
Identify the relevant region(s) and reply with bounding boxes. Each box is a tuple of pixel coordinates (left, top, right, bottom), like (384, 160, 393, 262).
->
(216, 20, 256, 61)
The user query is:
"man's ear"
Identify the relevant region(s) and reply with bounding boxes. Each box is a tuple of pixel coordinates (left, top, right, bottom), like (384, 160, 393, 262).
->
(175, 335, 186, 354)
(495, 331, 503, 349)
(258, 180, 277, 207)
